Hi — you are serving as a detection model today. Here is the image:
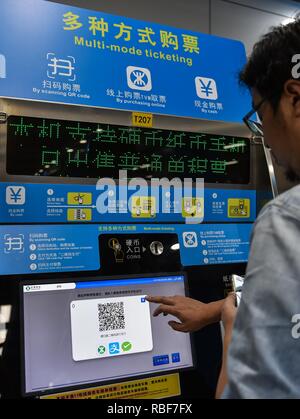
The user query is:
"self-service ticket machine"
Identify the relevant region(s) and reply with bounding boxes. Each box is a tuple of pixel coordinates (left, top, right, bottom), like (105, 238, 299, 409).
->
(0, 0, 273, 399)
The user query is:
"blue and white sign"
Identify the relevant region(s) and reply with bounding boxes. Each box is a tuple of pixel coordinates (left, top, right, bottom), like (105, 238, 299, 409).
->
(178, 224, 252, 266)
(0, 225, 100, 275)
(0, 223, 252, 276)
(0, 182, 256, 224)
(0, 0, 251, 122)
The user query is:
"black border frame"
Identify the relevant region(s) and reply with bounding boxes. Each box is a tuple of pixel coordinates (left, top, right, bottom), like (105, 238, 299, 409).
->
(20, 272, 196, 398)
(6, 114, 251, 185)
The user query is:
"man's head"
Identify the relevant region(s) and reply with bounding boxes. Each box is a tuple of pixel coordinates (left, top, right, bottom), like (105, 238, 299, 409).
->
(240, 18, 300, 181)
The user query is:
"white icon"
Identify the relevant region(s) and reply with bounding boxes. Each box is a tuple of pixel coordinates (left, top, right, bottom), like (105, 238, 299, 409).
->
(4, 234, 24, 253)
(108, 190, 114, 197)
(30, 254, 37, 261)
(30, 264, 37, 271)
(195, 77, 218, 100)
(30, 244, 37, 251)
(47, 53, 76, 81)
(0, 54, 6, 79)
(201, 240, 207, 246)
(204, 258, 209, 264)
(127, 66, 152, 91)
(203, 250, 208, 256)
(183, 232, 198, 248)
(47, 189, 54, 196)
(6, 186, 26, 205)
(212, 193, 218, 199)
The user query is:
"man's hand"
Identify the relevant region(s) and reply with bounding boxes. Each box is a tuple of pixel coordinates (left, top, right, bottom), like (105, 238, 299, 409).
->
(216, 294, 238, 399)
(146, 295, 224, 333)
(221, 293, 238, 333)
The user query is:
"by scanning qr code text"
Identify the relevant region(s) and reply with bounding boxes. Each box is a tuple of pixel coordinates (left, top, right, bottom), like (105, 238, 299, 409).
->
(98, 302, 125, 332)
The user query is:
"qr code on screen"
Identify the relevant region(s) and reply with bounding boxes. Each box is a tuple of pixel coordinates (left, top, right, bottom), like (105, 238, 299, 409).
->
(98, 302, 125, 332)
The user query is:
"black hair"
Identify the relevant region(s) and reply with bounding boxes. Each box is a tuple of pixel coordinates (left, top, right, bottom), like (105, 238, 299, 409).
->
(240, 17, 300, 111)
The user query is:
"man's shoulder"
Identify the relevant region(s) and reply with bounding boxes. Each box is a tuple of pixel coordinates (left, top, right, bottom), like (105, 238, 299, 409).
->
(258, 184, 300, 222)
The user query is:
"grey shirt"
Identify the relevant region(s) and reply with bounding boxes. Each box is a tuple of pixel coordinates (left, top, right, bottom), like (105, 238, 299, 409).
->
(223, 184, 300, 399)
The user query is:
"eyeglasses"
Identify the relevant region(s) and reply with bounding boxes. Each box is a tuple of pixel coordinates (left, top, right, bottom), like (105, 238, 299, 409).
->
(243, 98, 266, 137)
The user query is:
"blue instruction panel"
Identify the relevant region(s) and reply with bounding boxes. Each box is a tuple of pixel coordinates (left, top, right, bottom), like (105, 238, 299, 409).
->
(177, 224, 252, 266)
(0, 225, 100, 275)
(0, 0, 251, 122)
(0, 183, 256, 224)
(0, 223, 252, 276)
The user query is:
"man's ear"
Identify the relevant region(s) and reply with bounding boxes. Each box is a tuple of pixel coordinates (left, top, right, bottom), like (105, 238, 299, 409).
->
(284, 80, 300, 116)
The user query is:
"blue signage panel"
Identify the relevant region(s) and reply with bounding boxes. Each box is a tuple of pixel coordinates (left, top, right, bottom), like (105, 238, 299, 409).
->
(0, 182, 256, 224)
(0, 223, 252, 275)
(0, 0, 251, 122)
(177, 224, 252, 266)
(0, 225, 100, 275)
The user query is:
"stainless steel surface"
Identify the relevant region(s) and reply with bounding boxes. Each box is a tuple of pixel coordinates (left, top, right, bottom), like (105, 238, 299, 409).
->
(263, 145, 279, 197)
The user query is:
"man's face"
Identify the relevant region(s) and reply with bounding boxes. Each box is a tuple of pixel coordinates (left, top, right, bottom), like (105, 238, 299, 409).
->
(252, 84, 300, 182)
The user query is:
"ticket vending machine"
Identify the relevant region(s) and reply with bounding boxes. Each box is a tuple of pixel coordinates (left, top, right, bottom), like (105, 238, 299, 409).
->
(0, 0, 273, 400)
(0, 99, 272, 399)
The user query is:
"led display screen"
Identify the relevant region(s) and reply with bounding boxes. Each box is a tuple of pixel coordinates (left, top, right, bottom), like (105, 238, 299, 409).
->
(7, 116, 250, 183)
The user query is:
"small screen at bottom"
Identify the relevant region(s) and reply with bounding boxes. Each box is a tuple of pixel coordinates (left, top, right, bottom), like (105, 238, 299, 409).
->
(21, 274, 194, 396)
